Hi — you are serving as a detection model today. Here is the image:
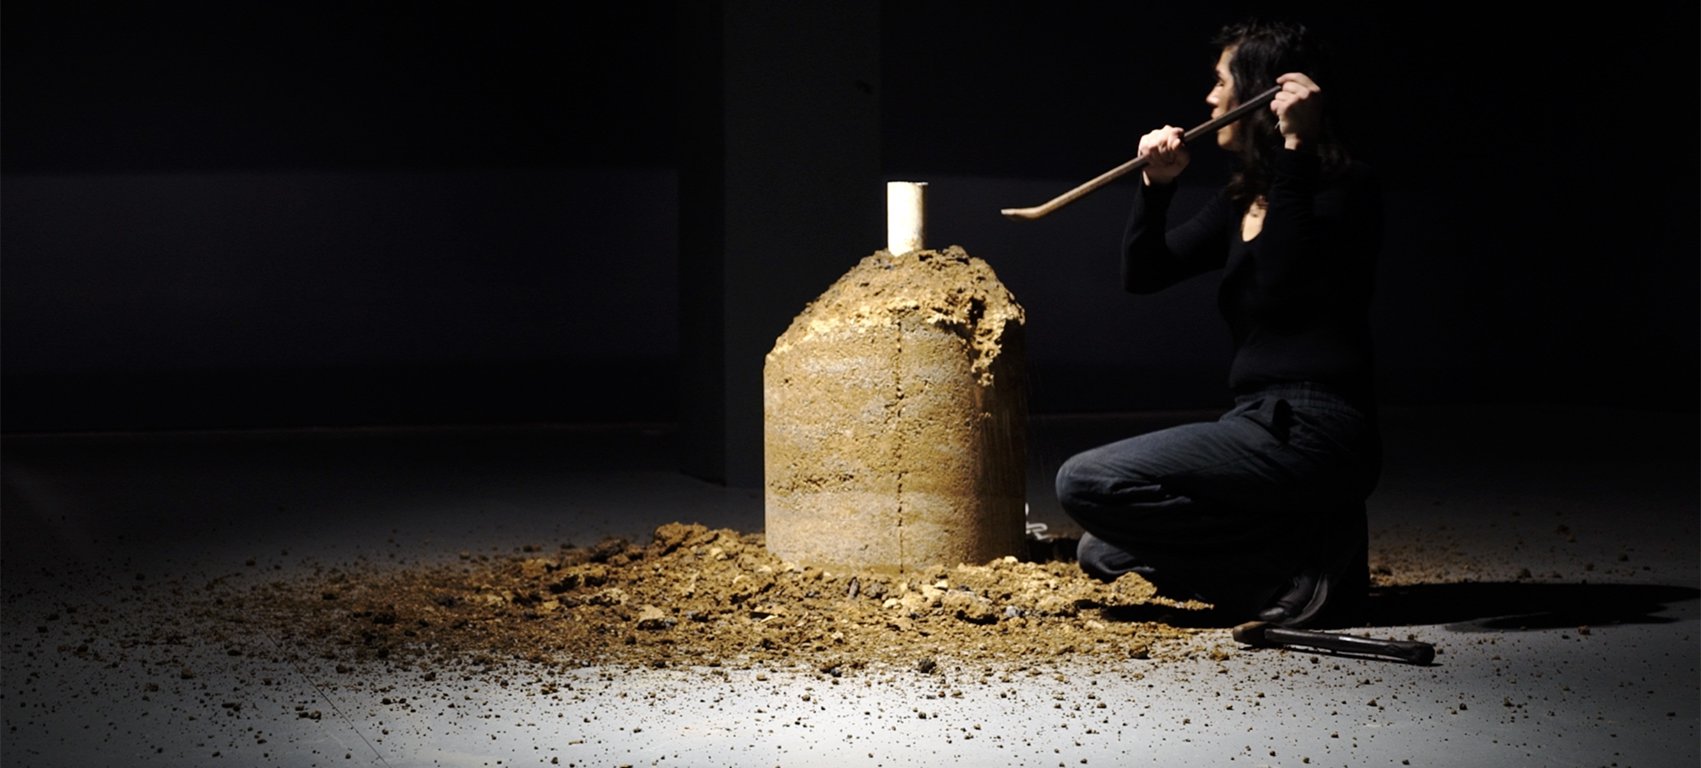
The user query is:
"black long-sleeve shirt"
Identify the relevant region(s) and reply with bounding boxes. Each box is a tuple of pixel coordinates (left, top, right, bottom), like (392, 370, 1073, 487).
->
(1122, 149, 1382, 406)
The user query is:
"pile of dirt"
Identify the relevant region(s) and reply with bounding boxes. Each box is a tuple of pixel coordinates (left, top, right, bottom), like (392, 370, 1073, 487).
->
(226, 524, 1211, 679)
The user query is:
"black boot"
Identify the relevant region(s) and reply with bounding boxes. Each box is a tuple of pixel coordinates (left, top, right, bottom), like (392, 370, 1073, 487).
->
(1256, 505, 1369, 628)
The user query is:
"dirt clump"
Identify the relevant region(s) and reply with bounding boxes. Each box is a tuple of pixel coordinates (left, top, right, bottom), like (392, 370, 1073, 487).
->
(768, 246, 1025, 384)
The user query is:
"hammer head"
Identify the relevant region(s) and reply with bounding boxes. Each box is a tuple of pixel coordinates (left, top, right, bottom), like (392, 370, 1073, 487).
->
(1231, 620, 1274, 646)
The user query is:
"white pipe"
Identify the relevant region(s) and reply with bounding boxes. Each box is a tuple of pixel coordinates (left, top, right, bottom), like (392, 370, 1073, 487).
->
(886, 181, 927, 256)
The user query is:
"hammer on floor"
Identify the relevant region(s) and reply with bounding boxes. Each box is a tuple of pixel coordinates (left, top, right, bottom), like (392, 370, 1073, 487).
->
(1232, 621, 1436, 665)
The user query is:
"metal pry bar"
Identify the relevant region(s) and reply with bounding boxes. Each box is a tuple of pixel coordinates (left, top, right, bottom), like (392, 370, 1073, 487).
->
(1232, 620, 1437, 665)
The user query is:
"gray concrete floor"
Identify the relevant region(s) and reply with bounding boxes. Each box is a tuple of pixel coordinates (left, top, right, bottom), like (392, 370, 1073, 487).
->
(2, 405, 1696, 767)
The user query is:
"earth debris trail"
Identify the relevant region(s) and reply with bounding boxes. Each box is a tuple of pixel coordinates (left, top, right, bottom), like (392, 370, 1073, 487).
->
(209, 523, 1213, 684)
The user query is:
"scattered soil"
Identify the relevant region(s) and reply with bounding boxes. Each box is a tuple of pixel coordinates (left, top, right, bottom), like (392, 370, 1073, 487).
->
(218, 524, 1210, 681)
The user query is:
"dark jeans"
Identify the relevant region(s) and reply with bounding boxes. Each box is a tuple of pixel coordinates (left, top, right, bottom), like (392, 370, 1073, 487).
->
(1055, 383, 1381, 614)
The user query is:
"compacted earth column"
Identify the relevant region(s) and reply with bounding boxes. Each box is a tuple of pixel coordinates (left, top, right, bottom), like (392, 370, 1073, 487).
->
(764, 186, 1028, 572)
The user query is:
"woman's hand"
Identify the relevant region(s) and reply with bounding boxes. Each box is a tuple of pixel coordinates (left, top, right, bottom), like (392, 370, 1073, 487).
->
(1138, 126, 1188, 185)
(1272, 73, 1323, 150)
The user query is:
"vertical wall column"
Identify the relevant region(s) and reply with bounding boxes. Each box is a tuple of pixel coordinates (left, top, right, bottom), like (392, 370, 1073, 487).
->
(678, 1, 882, 487)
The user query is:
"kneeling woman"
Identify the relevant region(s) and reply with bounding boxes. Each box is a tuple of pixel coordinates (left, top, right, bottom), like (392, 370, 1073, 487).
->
(1055, 19, 1383, 628)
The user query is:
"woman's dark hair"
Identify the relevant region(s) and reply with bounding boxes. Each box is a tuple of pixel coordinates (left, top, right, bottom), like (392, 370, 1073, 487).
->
(1213, 19, 1349, 207)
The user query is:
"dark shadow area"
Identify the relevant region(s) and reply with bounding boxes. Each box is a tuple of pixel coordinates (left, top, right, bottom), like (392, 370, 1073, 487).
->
(1088, 572, 1700, 633)
(1099, 603, 1225, 628)
(2, 361, 677, 432)
(1365, 582, 1700, 632)
(5, 4, 1696, 438)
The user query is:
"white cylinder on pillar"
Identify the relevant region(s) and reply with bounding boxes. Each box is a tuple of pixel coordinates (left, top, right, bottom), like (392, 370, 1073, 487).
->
(886, 181, 927, 256)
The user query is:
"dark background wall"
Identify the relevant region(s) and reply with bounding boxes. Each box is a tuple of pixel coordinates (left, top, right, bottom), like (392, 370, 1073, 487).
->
(5, 3, 1697, 443)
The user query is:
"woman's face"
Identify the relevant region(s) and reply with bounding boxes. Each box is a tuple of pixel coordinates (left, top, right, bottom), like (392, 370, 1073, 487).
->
(1206, 46, 1239, 150)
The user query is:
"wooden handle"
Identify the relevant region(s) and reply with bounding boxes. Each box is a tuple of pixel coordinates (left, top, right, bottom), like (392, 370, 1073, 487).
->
(1000, 85, 1282, 222)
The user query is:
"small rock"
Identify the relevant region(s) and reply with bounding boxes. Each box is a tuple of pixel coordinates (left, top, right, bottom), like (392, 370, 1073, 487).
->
(635, 605, 675, 631)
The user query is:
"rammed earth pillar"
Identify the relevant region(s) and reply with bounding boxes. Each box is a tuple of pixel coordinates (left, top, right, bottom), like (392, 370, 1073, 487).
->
(763, 182, 1027, 572)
